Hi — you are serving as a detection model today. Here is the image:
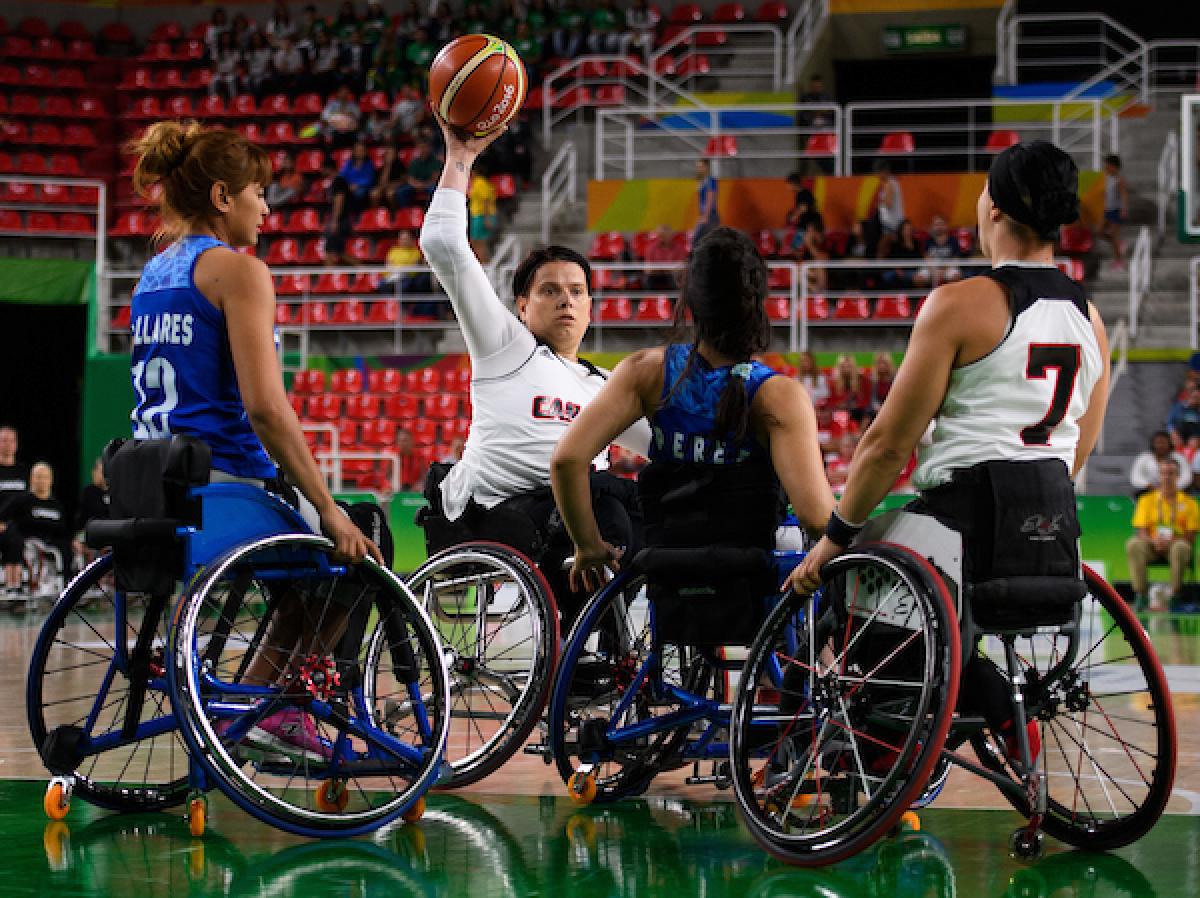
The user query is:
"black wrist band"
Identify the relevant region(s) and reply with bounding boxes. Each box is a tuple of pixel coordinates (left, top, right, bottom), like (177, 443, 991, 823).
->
(825, 508, 865, 548)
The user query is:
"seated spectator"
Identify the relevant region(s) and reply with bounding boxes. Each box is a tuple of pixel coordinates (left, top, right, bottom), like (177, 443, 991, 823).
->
(328, 137, 377, 238)
(796, 350, 830, 407)
(825, 431, 860, 492)
(786, 221, 829, 292)
(245, 31, 274, 98)
(404, 28, 438, 87)
(644, 224, 679, 291)
(826, 354, 872, 422)
(266, 153, 304, 207)
(441, 437, 466, 465)
(469, 168, 499, 264)
(1131, 430, 1192, 493)
(271, 36, 306, 90)
(363, 107, 392, 144)
(462, 2, 494, 35)
(230, 12, 256, 50)
(265, 0, 299, 46)
(298, 4, 327, 45)
(919, 214, 964, 287)
(785, 174, 821, 232)
(333, 0, 361, 39)
(373, 141, 408, 208)
(0, 426, 29, 597)
(882, 219, 922, 288)
(526, 0, 553, 33)
(510, 23, 545, 84)
(625, 0, 661, 54)
(491, 112, 535, 187)
(552, 1, 587, 59)
(588, 0, 628, 54)
(390, 86, 425, 137)
(381, 230, 433, 300)
(1168, 386, 1200, 449)
(337, 25, 370, 94)
(204, 6, 231, 57)
(873, 161, 905, 257)
(869, 353, 896, 412)
(392, 140, 442, 209)
(1126, 458, 1198, 611)
(2, 462, 74, 589)
(799, 74, 833, 128)
(397, 428, 425, 491)
(309, 29, 343, 95)
(208, 31, 242, 100)
(320, 85, 362, 148)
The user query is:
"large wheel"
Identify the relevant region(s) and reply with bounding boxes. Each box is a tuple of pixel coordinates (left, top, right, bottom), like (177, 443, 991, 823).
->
(168, 533, 450, 837)
(730, 543, 961, 867)
(26, 554, 191, 812)
(970, 563, 1176, 850)
(546, 570, 708, 802)
(401, 542, 558, 787)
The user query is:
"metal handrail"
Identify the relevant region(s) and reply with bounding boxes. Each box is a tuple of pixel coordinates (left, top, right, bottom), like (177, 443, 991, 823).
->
(541, 140, 577, 245)
(651, 23, 783, 92)
(486, 234, 522, 306)
(1097, 318, 1129, 454)
(994, 0, 1016, 85)
(1128, 226, 1153, 340)
(1190, 257, 1199, 351)
(785, 0, 829, 87)
(1157, 130, 1179, 238)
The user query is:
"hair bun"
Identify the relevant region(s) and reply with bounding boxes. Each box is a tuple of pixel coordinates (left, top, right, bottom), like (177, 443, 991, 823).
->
(128, 120, 202, 192)
(1034, 188, 1080, 231)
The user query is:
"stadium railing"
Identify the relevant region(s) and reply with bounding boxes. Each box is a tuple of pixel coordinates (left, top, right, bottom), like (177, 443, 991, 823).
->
(785, 0, 830, 87)
(1128, 227, 1153, 340)
(1189, 257, 1200, 351)
(0, 173, 107, 271)
(651, 23, 784, 92)
(595, 103, 842, 179)
(1157, 130, 1179, 239)
(541, 141, 578, 245)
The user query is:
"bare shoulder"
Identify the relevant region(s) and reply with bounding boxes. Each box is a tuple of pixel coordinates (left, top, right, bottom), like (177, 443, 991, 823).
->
(194, 248, 272, 308)
(753, 369, 810, 423)
(616, 347, 666, 380)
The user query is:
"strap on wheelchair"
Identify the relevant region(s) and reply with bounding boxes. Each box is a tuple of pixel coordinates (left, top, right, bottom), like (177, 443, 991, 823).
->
(122, 591, 170, 740)
(968, 576, 1086, 630)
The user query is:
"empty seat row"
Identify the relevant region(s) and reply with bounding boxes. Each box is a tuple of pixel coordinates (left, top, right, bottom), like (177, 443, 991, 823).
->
(0, 153, 89, 177)
(0, 183, 99, 205)
(0, 64, 88, 88)
(0, 93, 108, 118)
(297, 393, 469, 425)
(0, 121, 100, 147)
(0, 210, 95, 235)
(1, 35, 98, 60)
(593, 295, 922, 325)
(292, 367, 470, 396)
(273, 299, 445, 326)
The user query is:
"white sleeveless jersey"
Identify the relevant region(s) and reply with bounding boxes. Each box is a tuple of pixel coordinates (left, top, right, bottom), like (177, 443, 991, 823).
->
(912, 264, 1103, 490)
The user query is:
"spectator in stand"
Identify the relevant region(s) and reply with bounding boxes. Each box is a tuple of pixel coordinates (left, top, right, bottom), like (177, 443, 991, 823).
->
(869, 353, 896, 413)
(789, 220, 829, 293)
(382, 229, 433, 300)
(338, 25, 370, 94)
(825, 431, 860, 492)
(309, 29, 343, 95)
(299, 4, 327, 43)
(320, 85, 361, 148)
(245, 31, 274, 99)
(795, 350, 830, 407)
(827, 354, 872, 422)
(3, 462, 74, 585)
(883, 218, 923, 288)
(405, 28, 438, 88)
(266, 153, 304, 207)
(396, 428, 425, 491)
(846, 220, 869, 259)
(1101, 154, 1130, 270)
(390, 86, 426, 137)
(873, 160, 905, 258)
(644, 224, 679, 290)
(363, 107, 392, 144)
(510, 23, 544, 84)
(785, 173, 821, 231)
(265, 0, 299, 46)
(491, 111, 535, 187)
(469, 167, 499, 264)
(1126, 458, 1198, 611)
(799, 74, 833, 128)
(526, 0, 554, 33)
(552, 1, 588, 59)
(693, 159, 720, 244)
(271, 36, 306, 90)
(441, 437, 467, 465)
(328, 137, 377, 238)
(462, 3, 494, 35)
(393, 140, 442, 209)
(204, 6, 231, 57)
(0, 426, 29, 597)
(333, 0, 362, 39)
(1168, 386, 1200, 448)
(626, 0, 661, 55)
(428, 4, 456, 43)
(373, 141, 408, 208)
(1131, 430, 1192, 494)
(919, 213, 965, 287)
(230, 12, 256, 50)
(208, 31, 242, 100)
(588, 0, 627, 54)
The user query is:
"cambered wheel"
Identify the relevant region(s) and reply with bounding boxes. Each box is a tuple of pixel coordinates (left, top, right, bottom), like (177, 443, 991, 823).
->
(971, 564, 1176, 850)
(402, 542, 558, 788)
(27, 554, 190, 813)
(169, 534, 450, 837)
(730, 544, 961, 867)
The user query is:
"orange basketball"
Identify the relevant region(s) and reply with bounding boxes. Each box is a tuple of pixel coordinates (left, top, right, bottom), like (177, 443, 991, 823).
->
(429, 34, 527, 138)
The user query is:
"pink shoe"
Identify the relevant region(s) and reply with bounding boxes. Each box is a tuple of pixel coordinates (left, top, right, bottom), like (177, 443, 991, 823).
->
(244, 708, 333, 763)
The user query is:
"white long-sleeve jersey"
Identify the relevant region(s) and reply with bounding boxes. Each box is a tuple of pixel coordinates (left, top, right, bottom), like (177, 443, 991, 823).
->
(420, 187, 651, 520)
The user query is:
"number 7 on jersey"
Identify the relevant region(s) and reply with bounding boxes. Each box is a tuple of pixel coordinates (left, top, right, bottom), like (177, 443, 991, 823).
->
(1021, 343, 1081, 446)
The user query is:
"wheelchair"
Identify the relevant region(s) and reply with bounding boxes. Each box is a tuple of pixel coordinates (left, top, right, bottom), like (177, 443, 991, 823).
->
(546, 542, 806, 805)
(407, 469, 562, 788)
(26, 436, 450, 837)
(727, 510, 1178, 866)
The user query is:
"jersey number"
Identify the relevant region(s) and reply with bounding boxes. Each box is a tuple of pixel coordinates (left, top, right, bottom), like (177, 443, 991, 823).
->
(131, 358, 179, 438)
(1020, 344, 1081, 446)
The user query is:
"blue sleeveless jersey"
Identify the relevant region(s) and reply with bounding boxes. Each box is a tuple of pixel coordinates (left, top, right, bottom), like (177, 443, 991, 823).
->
(648, 344, 776, 465)
(130, 235, 274, 478)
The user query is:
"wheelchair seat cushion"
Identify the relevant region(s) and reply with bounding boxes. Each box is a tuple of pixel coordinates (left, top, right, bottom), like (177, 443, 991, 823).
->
(969, 576, 1086, 630)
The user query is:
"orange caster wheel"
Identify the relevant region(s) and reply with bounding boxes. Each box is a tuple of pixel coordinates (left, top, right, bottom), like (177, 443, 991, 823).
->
(315, 779, 350, 813)
(568, 770, 597, 805)
(401, 796, 426, 824)
(43, 779, 70, 821)
(188, 796, 207, 837)
(900, 811, 921, 832)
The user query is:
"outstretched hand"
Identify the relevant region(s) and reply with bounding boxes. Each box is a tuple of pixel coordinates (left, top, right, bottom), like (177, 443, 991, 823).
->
(431, 107, 508, 160)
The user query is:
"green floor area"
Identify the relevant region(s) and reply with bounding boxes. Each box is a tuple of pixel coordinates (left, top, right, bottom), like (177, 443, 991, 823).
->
(0, 781, 1194, 897)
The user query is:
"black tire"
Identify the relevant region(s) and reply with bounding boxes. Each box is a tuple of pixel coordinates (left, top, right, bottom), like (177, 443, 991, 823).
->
(730, 543, 962, 866)
(168, 533, 450, 837)
(546, 570, 702, 802)
(26, 554, 191, 812)
(970, 563, 1176, 850)
(402, 542, 559, 787)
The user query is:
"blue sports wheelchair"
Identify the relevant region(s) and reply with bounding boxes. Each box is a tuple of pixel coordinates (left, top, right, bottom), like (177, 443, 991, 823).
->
(27, 436, 450, 837)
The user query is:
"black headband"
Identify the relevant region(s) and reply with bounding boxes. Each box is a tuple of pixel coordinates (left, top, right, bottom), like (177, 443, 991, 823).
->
(987, 141, 1080, 240)
(987, 151, 1040, 233)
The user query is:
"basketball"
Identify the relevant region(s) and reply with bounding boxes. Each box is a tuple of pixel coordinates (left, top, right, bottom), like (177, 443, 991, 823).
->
(428, 34, 527, 138)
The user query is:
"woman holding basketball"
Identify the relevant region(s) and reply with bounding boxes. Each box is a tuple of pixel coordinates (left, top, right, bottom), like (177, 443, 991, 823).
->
(419, 109, 650, 613)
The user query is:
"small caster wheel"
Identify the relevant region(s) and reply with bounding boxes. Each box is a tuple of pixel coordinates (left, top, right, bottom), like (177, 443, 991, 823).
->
(43, 821, 71, 872)
(43, 779, 71, 821)
(188, 796, 207, 838)
(1009, 827, 1043, 860)
(401, 796, 426, 824)
(565, 813, 597, 847)
(315, 779, 349, 813)
(568, 770, 598, 805)
(900, 811, 921, 832)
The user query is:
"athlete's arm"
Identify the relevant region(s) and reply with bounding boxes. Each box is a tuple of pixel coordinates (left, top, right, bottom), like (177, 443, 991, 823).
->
(419, 117, 525, 365)
(203, 250, 380, 564)
(752, 376, 834, 534)
(552, 349, 661, 591)
(1072, 303, 1111, 476)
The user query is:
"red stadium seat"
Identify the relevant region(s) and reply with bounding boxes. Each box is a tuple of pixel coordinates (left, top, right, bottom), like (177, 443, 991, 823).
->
(41, 95, 73, 117)
(344, 236, 374, 263)
(25, 64, 58, 87)
(292, 369, 326, 395)
(261, 212, 286, 235)
(0, 152, 10, 174)
(985, 129, 1020, 152)
(805, 132, 838, 156)
(713, 3, 746, 22)
(140, 41, 173, 62)
(357, 207, 393, 232)
(40, 184, 69, 204)
(670, 4, 704, 23)
(349, 272, 381, 294)
(99, 22, 135, 46)
(295, 149, 325, 175)
(594, 85, 626, 106)
(30, 122, 63, 145)
(367, 299, 399, 323)
(588, 231, 626, 261)
(954, 227, 975, 255)
(75, 95, 107, 119)
(597, 297, 632, 322)
(579, 59, 609, 78)
(109, 305, 132, 331)
(314, 272, 350, 294)
(9, 93, 38, 115)
(1059, 224, 1093, 255)
(754, 230, 778, 258)
(128, 96, 162, 120)
(806, 296, 830, 320)
(275, 303, 296, 326)
(756, 0, 790, 21)
(187, 69, 212, 90)
(768, 267, 792, 289)
(444, 368, 471, 394)
(229, 94, 257, 117)
(442, 418, 471, 441)
(58, 213, 93, 234)
(163, 95, 193, 117)
(341, 384, 375, 414)
(766, 297, 790, 321)
(196, 94, 227, 118)
(276, 273, 311, 295)
(0, 65, 19, 86)
(406, 368, 442, 394)
(368, 368, 403, 394)
(552, 87, 591, 110)
(264, 238, 300, 265)
(24, 211, 56, 232)
(0, 210, 23, 231)
(299, 301, 330, 324)
(292, 93, 323, 115)
(490, 174, 518, 200)
(384, 394, 418, 419)
(336, 421, 360, 450)
(593, 269, 628, 291)
(263, 121, 296, 145)
(409, 419, 438, 446)
(48, 154, 82, 176)
(676, 54, 711, 78)
(110, 211, 153, 237)
(260, 93, 291, 116)
(149, 22, 182, 42)
(833, 296, 871, 320)
(63, 124, 98, 147)
(56, 21, 90, 41)
(879, 131, 915, 154)
(285, 208, 324, 234)
(236, 123, 265, 143)
(359, 90, 390, 113)
(423, 394, 460, 420)
(705, 135, 738, 157)
(361, 419, 397, 447)
(178, 39, 205, 62)
(331, 299, 365, 324)
(393, 207, 425, 230)
(635, 297, 674, 322)
(523, 86, 546, 111)
(874, 295, 912, 320)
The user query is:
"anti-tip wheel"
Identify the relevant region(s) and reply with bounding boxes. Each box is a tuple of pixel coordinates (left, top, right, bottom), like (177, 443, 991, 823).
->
(43, 781, 70, 821)
(1009, 827, 1044, 861)
(188, 797, 207, 838)
(568, 771, 598, 805)
(401, 796, 426, 824)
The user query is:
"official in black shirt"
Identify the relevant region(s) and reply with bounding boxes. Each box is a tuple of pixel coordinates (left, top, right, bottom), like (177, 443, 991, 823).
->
(0, 425, 30, 593)
(4, 462, 74, 581)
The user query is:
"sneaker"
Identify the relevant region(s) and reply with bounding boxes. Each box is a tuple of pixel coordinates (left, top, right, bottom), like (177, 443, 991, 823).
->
(244, 708, 333, 764)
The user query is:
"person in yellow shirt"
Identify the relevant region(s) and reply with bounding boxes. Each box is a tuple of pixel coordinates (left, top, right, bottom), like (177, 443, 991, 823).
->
(1125, 458, 1199, 610)
(382, 229, 436, 317)
(468, 171, 498, 264)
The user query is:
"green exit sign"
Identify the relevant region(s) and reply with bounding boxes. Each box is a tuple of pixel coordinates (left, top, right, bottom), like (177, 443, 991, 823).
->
(883, 24, 968, 54)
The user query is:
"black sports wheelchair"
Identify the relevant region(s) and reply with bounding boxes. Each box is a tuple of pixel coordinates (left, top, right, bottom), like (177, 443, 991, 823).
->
(546, 459, 1178, 865)
(27, 435, 451, 837)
